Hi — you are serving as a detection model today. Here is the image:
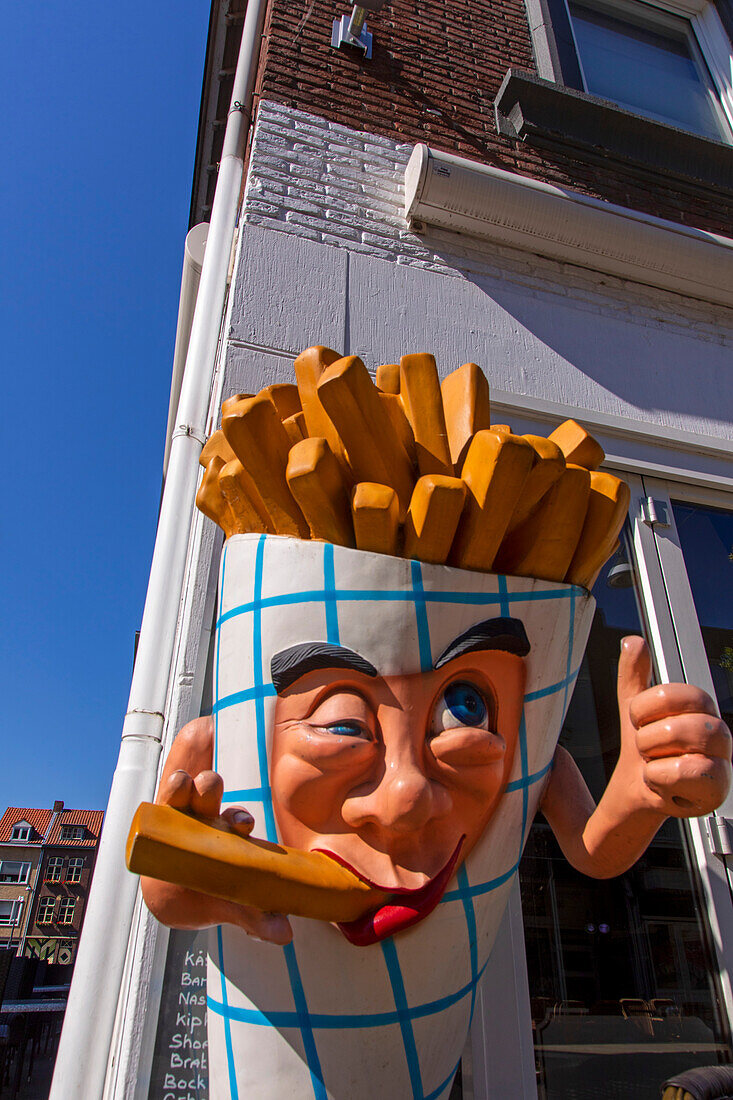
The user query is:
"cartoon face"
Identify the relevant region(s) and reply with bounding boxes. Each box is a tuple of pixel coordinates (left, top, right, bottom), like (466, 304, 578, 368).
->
(269, 618, 528, 943)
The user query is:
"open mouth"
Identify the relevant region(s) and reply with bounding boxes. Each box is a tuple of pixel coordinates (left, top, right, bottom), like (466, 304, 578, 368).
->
(317, 838, 465, 946)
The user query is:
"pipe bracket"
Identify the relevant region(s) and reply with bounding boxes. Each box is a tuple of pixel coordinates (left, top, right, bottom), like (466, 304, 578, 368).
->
(172, 422, 207, 446)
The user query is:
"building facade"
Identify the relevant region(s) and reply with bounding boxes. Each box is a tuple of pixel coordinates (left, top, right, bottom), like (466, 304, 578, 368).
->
(53, 0, 733, 1097)
(0, 803, 103, 967)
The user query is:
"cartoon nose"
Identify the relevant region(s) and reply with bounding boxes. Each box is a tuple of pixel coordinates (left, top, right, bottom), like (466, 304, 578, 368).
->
(342, 755, 449, 833)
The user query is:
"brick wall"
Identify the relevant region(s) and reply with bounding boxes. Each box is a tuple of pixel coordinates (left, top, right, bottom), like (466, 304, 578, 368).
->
(243, 101, 733, 344)
(254, 0, 733, 235)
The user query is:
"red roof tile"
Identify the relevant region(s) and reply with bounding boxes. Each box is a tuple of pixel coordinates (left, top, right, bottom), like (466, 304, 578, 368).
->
(0, 808, 53, 844)
(46, 809, 104, 848)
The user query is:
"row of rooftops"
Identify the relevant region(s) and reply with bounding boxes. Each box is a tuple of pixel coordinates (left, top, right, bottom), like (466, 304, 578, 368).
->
(0, 803, 104, 848)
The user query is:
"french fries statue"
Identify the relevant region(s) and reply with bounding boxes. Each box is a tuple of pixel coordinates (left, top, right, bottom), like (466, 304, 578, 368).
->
(130, 348, 731, 1100)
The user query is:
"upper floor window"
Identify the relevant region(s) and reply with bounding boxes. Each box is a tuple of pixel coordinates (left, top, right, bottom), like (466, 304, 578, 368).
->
(0, 901, 21, 926)
(0, 861, 30, 884)
(60, 825, 85, 841)
(66, 857, 84, 884)
(46, 856, 64, 883)
(10, 822, 31, 842)
(567, 0, 732, 140)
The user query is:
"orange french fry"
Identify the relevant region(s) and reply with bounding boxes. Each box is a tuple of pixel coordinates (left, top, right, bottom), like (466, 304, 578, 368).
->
(199, 428, 236, 469)
(221, 393, 309, 538)
(351, 483, 400, 557)
(441, 362, 491, 471)
(293, 345, 344, 458)
(565, 472, 630, 589)
(495, 464, 591, 582)
(451, 430, 535, 573)
(282, 411, 307, 447)
(376, 363, 400, 394)
(262, 383, 301, 421)
(506, 436, 566, 533)
(196, 457, 238, 539)
(318, 357, 415, 518)
(219, 459, 268, 535)
(127, 802, 388, 922)
(286, 437, 354, 547)
(380, 392, 416, 467)
(403, 476, 466, 565)
(399, 353, 453, 477)
(549, 419, 604, 470)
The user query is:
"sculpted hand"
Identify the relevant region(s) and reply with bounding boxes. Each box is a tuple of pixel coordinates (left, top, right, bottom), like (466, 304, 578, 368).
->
(139, 717, 292, 944)
(616, 635, 731, 818)
(542, 636, 732, 878)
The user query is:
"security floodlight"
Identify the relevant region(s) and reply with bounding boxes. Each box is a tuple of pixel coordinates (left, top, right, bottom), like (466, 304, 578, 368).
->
(332, 2, 388, 59)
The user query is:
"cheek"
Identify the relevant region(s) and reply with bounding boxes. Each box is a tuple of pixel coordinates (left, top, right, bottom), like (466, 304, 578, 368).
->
(271, 743, 373, 829)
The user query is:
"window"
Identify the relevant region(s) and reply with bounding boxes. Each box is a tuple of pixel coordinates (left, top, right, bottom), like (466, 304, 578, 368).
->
(0, 901, 21, 926)
(57, 898, 75, 925)
(11, 822, 31, 841)
(0, 861, 30, 884)
(66, 858, 84, 884)
(46, 857, 64, 883)
(567, 0, 732, 140)
(37, 897, 55, 925)
(61, 825, 85, 841)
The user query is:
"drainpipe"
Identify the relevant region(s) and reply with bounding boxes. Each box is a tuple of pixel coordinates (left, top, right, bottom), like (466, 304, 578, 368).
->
(162, 222, 209, 478)
(49, 2, 269, 1095)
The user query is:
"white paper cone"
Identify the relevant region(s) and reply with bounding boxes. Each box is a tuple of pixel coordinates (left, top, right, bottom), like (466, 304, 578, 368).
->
(207, 534, 595, 1100)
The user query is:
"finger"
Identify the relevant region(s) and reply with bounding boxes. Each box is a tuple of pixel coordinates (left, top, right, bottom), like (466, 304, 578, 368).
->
(630, 683, 718, 730)
(220, 806, 256, 837)
(233, 907, 293, 945)
(643, 754, 731, 815)
(191, 770, 224, 817)
(617, 636, 652, 745)
(636, 714, 732, 761)
(158, 770, 194, 809)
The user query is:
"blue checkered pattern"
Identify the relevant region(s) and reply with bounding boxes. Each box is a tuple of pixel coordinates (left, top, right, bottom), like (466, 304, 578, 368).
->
(207, 535, 590, 1100)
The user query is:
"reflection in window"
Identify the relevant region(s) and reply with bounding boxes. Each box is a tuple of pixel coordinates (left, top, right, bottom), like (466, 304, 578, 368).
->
(672, 502, 733, 731)
(567, 0, 730, 141)
(521, 544, 732, 1098)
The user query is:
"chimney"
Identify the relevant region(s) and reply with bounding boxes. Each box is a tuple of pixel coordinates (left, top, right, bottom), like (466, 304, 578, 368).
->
(52, 801, 64, 813)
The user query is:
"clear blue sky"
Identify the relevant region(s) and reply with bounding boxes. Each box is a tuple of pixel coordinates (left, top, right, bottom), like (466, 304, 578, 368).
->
(1, 0, 210, 811)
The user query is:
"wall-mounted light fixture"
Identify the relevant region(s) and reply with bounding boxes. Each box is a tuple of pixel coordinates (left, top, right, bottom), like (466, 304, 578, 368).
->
(332, 1, 388, 59)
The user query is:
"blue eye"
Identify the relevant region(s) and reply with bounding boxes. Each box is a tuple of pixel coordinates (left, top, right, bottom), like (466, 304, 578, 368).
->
(323, 721, 370, 739)
(445, 682, 487, 725)
(430, 681, 491, 736)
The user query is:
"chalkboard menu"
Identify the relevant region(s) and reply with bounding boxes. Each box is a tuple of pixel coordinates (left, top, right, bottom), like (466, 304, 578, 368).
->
(148, 929, 209, 1099)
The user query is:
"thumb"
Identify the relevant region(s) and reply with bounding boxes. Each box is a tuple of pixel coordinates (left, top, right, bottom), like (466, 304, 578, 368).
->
(617, 635, 652, 744)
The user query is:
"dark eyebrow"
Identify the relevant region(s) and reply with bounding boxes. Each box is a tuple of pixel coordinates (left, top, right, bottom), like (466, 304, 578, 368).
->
(434, 618, 530, 668)
(271, 642, 378, 694)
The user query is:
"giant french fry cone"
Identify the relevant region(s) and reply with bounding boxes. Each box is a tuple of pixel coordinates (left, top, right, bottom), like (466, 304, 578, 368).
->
(207, 534, 595, 1100)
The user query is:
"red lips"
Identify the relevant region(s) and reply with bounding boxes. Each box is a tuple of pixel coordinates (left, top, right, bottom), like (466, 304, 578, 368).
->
(317, 838, 465, 946)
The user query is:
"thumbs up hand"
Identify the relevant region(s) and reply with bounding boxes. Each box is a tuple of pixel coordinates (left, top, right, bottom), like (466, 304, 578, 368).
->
(616, 635, 731, 818)
(541, 636, 731, 879)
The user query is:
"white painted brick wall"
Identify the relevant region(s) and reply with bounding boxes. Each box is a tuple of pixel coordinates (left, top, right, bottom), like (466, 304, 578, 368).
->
(243, 100, 733, 345)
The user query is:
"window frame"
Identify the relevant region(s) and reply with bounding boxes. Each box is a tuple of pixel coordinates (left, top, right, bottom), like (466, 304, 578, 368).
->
(66, 857, 84, 885)
(61, 825, 85, 842)
(0, 861, 31, 885)
(0, 900, 21, 926)
(526, 0, 733, 141)
(10, 822, 31, 842)
(46, 856, 64, 884)
(37, 897, 56, 925)
(57, 897, 76, 926)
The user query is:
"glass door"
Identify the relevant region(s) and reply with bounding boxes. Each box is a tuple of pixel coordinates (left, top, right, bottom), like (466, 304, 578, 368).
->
(519, 473, 733, 1100)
